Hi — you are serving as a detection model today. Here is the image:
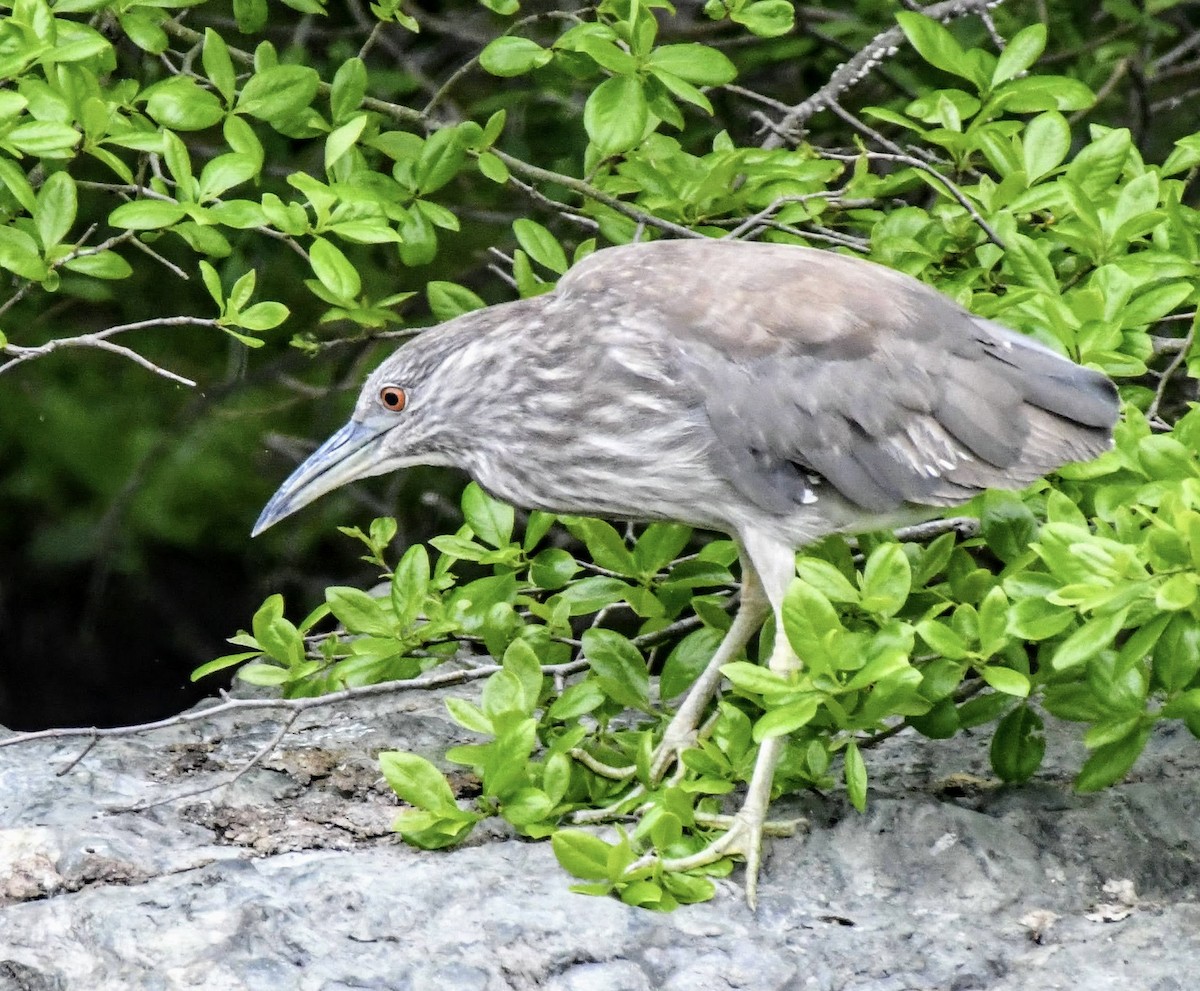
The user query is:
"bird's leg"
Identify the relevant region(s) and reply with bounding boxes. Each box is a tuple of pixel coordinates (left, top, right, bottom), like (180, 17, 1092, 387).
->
(640, 534, 805, 908)
(569, 553, 769, 826)
(649, 556, 771, 782)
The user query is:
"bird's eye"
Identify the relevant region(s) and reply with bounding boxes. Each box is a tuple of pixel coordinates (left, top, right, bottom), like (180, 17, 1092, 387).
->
(379, 386, 407, 412)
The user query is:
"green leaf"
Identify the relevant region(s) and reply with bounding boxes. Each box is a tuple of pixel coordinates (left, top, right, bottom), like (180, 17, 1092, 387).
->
(479, 37, 553, 77)
(645, 44, 737, 86)
(1052, 609, 1128, 670)
(63, 250, 132, 280)
(0, 226, 47, 281)
(35, 171, 77, 251)
(237, 65, 320, 121)
(325, 114, 368, 171)
(795, 558, 860, 603)
(896, 12, 972, 81)
(379, 750, 462, 816)
(916, 619, 968, 660)
(330, 57, 368, 122)
(251, 594, 305, 667)
(108, 200, 187, 231)
(203, 27, 237, 103)
(529, 548, 579, 590)
(4, 122, 80, 157)
(753, 696, 820, 741)
(551, 830, 614, 881)
(235, 301, 289, 331)
(503, 638, 544, 712)
(144, 77, 225, 130)
(564, 518, 634, 573)
(1075, 724, 1151, 792)
(990, 704, 1044, 782)
(844, 740, 867, 812)
(325, 586, 395, 637)
(308, 237, 360, 299)
(859, 543, 911, 618)
(513, 219, 568, 275)
(427, 280, 485, 322)
(191, 650, 262, 681)
(416, 128, 467, 194)
(584, 75, 648, 154)
(1022, 111, 1070, 183)
(980, 665, 1030, 697)
(582, 628, 649, 711)
(462, 482, 514, 548)
(781, 580, 841, 673)
(553, 576, 632, 615)
(991, 23, 1046, 86)
(730, 0, 794, 38)
(996, 75, 1094, 112)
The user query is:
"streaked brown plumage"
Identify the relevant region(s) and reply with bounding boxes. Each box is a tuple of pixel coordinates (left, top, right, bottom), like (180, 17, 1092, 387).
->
(254, 238, 1119, 906)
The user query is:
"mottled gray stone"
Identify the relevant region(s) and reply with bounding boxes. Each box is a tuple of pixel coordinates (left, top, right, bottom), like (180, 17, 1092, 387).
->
(1, 689, 1197, 991)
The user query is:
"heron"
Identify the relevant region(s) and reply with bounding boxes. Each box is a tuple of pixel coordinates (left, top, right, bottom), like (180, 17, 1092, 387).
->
(253, 239, 1119, 905)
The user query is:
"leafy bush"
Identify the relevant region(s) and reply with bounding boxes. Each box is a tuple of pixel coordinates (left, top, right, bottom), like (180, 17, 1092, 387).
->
(5, 0, 1200, 906)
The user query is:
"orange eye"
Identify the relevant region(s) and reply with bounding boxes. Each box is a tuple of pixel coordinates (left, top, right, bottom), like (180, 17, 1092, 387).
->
(379, 386, 407, 412)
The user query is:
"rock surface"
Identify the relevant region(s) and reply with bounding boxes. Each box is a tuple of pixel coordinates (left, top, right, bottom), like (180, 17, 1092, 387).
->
(1, 687, 1197, 991)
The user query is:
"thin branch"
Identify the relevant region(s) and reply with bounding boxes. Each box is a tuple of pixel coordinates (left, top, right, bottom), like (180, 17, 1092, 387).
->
(819, 149, 1005, 248)
(0, 659, 590, 752)
(114, 711, 302, 814)
(763, 0, 1006, 147)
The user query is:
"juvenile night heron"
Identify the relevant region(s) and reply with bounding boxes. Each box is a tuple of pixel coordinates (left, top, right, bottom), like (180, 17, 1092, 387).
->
(254, 239, 1119, 905)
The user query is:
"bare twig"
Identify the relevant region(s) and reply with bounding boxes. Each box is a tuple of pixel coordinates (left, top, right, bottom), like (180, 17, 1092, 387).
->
(820, 149, 1005, 248)
(763, 0, 1006, 147)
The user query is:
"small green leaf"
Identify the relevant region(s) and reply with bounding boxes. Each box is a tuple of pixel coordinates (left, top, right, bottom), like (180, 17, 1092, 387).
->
(330, 57, 368, 122)
(645, 44, 736, 86)
(896, 12, 972, 82)
(34, 171, 77, 251)
(325, 114, 368, 171)
(859, 543, 911, 617)
(513, 219, 568, 275)
(991, 23, 1045, 85)
(1022, 111, 1070, 183)
(479, 36, 553, 77)
(584, 75, 648, 154)
(203, 27, 237, 103)
(753, 696, 820, 741)
(551, 830, 614, 881)
(529, 548, 579, 590)
(1075, 724, 1151, 793)
(237, 65, 320, 121)
(795, 558, 860, 603)
(582, 628, 650, 711)
(63, 251, 132, 280)
(462, 482, 514, 548)
(308, 236, 360, 299)
(379, 750, 462, 815)
(729, 0, 794, 38)
(980, 665, 1031, 698)
(1052, 609, 1128, 670)
(235, 301, 289, 331)
(428, 280, 485, 321)
(144, 77, 225, 130)
(108, 200, 187, 231)
(990, 704, 1044, 782)
(844, 740, 867, 812)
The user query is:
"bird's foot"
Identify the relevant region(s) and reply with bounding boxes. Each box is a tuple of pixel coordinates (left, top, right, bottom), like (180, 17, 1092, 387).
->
(627, 807, 807, 910)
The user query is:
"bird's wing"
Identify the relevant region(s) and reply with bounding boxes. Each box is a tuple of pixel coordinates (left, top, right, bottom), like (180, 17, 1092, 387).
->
(557, 240, 1118, 515)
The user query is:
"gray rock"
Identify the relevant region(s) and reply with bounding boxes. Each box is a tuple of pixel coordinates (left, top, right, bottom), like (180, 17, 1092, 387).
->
(1, 690, 1197, 991)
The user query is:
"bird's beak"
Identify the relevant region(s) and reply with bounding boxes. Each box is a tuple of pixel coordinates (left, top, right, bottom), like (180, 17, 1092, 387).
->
(252, 419, 387, 536)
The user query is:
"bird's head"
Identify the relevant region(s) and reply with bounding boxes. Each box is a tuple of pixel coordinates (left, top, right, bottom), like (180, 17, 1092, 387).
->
(252, 327, 478, 537)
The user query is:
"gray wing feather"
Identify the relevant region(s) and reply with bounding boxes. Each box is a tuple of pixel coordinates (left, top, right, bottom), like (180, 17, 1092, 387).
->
(559, 240, 1119, 516)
